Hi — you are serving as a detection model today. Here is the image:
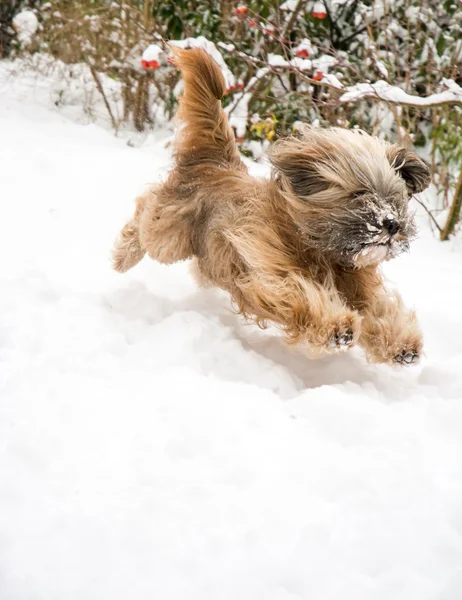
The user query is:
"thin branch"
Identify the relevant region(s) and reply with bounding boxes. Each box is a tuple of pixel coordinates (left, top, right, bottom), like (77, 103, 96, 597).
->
(440, 167, 462, 240)
(338, 25, 368, 47)
(413, 196, 442, 233)
(323, 0, 342, 45)
(111, 0, 165, 45)
(275, 73, 290, 94)
(281, 0, 306, 39)
(88, 64, 118, 131)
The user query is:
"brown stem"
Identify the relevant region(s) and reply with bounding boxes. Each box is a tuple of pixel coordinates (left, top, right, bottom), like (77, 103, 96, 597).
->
(440, 167, 462, 240)
(413, 196, 442, 233)
(89, 64, 118, 131)
(281, 0, 306, 39)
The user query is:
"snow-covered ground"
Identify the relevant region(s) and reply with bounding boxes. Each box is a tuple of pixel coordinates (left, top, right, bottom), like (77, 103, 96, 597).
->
(1, 67, 462, 600)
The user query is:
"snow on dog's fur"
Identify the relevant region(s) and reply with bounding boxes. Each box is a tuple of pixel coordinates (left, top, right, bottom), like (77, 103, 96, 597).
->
(113, 47, 430, 365)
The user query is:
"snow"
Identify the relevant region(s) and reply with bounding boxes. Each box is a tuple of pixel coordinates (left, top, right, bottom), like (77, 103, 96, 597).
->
(227, 92, 252, 138)
(267, 54, 313, 72)
(142, 44, 163, 62)
(340, 78, 462, 107)
(226, 66, 270, 138)
(294, 38, 317, 58)
(169, 36, 235, 88)
(312, 1, 327, 16)
(312, 53, 338, 75)
(290, 56, 313, 71)
(12, 10, 39, 45)
(280, 0, 299, 10)
(319, 72, 343, 89)
(376, 60, 389, 80)
(1, 66, 462, 600)
(268, 53, 290, 68)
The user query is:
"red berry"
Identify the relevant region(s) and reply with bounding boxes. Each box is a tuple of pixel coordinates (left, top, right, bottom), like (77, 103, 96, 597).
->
(141, 59, 160, 70)
(312, 2, 327, 18)
(235, 5, 247, 15)
(296, 49, 310, 58)
(248, 18, 257, 27)
(312, 70, 324, 81)
(236, 83, 244, 89)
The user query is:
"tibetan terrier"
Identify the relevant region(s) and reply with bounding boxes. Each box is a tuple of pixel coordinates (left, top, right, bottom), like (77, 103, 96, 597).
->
(113, 48, 430, 365)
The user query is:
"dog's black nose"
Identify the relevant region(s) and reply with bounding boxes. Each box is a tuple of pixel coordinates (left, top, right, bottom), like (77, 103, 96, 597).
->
(383, 218, 400, 236)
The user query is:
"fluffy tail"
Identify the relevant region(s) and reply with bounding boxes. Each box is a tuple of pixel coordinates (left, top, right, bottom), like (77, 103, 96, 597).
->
(171, 47, 242, 168)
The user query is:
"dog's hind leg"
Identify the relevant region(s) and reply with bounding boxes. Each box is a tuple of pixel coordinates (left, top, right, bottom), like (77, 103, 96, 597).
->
(112, 217, 146, 273)
(138, 203, 194, 265)
(112, 190, 148, 272)
(113, 185, 195, 271)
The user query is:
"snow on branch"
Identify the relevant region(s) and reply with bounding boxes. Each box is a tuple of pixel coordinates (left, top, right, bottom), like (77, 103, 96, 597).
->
(174, 38, 461, 113)
(339, 79, 462, 108)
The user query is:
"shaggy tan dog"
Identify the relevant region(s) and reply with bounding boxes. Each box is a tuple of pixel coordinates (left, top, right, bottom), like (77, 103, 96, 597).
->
(113, 47, 430, 365)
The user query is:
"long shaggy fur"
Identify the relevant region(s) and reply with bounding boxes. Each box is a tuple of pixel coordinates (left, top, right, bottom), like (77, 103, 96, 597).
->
(113, 47, 430, 365)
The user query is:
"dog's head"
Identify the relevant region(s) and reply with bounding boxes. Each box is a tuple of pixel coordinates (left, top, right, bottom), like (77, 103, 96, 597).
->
(269, 127, 430, 268)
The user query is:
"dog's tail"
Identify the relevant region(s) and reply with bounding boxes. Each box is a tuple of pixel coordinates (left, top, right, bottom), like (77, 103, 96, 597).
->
(171, 47, 242, 168)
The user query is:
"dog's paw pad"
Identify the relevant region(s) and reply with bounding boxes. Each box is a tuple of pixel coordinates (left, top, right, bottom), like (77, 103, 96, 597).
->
(394, 349, 420, 365)
(329, 328, 354, 351)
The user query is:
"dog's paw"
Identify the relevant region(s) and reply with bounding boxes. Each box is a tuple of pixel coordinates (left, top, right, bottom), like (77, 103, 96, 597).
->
(364, 329, 423, 366)
(329, 328, 354, 351)
(319, 312, 362, 353)
(393, 348, 420, 365)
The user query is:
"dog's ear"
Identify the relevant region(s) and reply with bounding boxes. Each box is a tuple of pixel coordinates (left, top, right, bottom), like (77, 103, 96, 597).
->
(386, 145, 431, 195)
(268, 139, 329, 197)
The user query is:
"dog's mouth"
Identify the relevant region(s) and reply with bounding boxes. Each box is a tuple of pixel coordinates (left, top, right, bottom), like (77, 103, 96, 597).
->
(353, 237, 410, 267)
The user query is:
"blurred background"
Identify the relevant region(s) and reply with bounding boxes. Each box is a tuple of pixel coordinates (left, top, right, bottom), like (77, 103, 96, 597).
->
(1, 0, 461, 240)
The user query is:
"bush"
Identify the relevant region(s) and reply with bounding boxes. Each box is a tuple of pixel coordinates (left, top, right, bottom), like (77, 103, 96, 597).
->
(7, 0, 462, 237)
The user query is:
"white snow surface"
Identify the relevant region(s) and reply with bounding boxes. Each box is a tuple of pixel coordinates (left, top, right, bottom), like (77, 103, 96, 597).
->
(1, 68, 462, 600)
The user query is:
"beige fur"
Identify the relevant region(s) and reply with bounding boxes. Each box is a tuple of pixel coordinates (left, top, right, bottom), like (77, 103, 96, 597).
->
(113, 47, 430, 365)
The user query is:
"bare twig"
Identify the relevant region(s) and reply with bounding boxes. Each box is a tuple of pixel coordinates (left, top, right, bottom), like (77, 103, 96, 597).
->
(413, 196, 442, 233)
(440, 167, 462, 240)
(281, 0, 306, 39)
(88, 64, 118, 131)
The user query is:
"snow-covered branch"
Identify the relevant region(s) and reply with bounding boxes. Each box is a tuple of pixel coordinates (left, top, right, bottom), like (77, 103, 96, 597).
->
(218, 42, 462, 111)
(339, 79, 462, 108)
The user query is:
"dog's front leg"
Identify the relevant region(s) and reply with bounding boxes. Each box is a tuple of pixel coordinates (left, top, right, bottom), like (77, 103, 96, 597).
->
(236, 272, 362, 353)
(336, 267, 423, 365)
(359, 290, 423, 365)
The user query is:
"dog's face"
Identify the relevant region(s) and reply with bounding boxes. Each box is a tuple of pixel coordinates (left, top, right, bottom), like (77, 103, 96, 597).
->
(269, 127, 431, 268)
